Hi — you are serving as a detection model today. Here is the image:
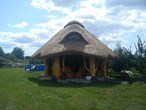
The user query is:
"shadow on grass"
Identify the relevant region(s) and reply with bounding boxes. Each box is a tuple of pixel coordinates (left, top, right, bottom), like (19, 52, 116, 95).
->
(28, 77, 121, 88)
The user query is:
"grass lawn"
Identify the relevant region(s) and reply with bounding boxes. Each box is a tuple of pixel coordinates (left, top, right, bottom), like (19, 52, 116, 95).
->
(0, 68, 146, 110)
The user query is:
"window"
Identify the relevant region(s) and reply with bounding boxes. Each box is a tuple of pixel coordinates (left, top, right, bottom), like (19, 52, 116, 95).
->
(61, 32, 87, 43)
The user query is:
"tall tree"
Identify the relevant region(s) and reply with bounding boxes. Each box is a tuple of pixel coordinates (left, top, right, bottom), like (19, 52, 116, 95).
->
(111, 42, 133, 72)
(0, 47, 5, 57)
(134, 36, 146, 78)
(11, 47, 24, 59)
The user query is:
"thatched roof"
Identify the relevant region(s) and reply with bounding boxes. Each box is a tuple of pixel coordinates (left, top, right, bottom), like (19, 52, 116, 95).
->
(32, 20, 116, 59)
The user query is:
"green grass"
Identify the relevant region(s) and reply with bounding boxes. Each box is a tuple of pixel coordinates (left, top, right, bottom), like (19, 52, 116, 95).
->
(0, 68, 146, 110)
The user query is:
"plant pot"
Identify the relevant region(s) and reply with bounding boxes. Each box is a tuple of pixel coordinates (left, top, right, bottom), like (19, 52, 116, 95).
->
(86, 76, 91, 81)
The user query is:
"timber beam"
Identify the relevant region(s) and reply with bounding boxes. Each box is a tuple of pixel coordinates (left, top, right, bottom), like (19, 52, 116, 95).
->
(102, 59, 107, 78)
(45, 59, 49, 76)
(89, 57, 97, 76)
(53, 56, 60, 79)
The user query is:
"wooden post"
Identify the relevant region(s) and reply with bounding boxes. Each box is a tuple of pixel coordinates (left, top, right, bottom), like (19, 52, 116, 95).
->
(53, 56, 60, 79)
(62, 55, 66, 72)
(83, 56, 90, 73)
(102, 59, 107, 78)
(45, 59, 49, 76)
(89, 57, 96, 76)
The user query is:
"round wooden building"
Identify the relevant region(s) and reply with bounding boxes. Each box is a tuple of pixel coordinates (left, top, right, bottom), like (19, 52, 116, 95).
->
(32, 20, 116, 80)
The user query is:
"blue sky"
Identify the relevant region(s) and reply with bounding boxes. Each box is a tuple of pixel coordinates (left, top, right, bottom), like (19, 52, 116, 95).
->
(0, 0, 48, 32)
(0, 0, 146, 56)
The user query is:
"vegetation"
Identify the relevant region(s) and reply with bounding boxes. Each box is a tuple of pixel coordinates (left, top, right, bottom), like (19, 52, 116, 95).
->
(0, 68, 146, 110)
(0, 47, 5, 57)
(0, 47, 32, 68)
(0, 46, 44, 67)
(11, 47, 24, 59)
(111, 42, 132, 72)
(134, 36, 146, 78)
(110, 36, 146, 81)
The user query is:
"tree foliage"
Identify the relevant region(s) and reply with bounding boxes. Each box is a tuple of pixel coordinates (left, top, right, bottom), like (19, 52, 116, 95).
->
(111, 36, 146, 80)
(11, 47, 24, 59)
(5, 53, 17, 62)
(134, 36, 146, 77)
(0, 47, 5, 57)
(111, 42, 134, 72)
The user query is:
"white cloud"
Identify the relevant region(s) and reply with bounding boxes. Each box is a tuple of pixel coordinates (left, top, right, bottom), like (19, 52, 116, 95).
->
(12, 21, 28, 28)
(30, 0, 72, 14)
(105, 0, 146, 9)
(47, 15, 57, 19)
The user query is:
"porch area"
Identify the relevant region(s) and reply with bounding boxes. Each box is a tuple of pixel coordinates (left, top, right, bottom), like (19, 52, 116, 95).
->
(44, 54, 108, 80)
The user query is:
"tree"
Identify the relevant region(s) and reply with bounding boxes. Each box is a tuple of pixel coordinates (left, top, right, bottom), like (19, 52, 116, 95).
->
(134, 36, 146, 78)
(24, 56, 30, 60)
(0, 47, 5, 57)
(11, 47, 24, 59)
(5, 53, 17, 62)
(111, 42, 133, 72)
(134, 35, 146, 58)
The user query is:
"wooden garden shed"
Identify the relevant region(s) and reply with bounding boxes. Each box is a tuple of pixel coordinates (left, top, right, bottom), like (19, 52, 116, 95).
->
(32, 20, 116, 80)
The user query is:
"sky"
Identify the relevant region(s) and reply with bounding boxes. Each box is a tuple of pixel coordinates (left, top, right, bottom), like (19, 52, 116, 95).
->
(0, 0, 146, 56)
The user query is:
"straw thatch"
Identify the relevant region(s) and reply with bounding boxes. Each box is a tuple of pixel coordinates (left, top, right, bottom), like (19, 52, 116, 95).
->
(32, 20, 116, 59)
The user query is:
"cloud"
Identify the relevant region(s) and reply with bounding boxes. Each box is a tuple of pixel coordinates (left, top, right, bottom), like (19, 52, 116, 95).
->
(30, 41, 44, 48)
(77, 15, 96, 20)
(83, 20, 133, 36)
(13, 36, 34, 43)
(51, 0, 81, 7)
(105, 0, 146, 9)
(30, 0, 71, 14)
(98, 33, 128, 48)
(47, 15, 57, 19)
(82, 20, 133, 49)
(0, 41, 15, 48)
(12, 21, 28, 28)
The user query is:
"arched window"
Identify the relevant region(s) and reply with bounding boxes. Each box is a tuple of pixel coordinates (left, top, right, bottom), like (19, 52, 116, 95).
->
(61, 32, 87, 43)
